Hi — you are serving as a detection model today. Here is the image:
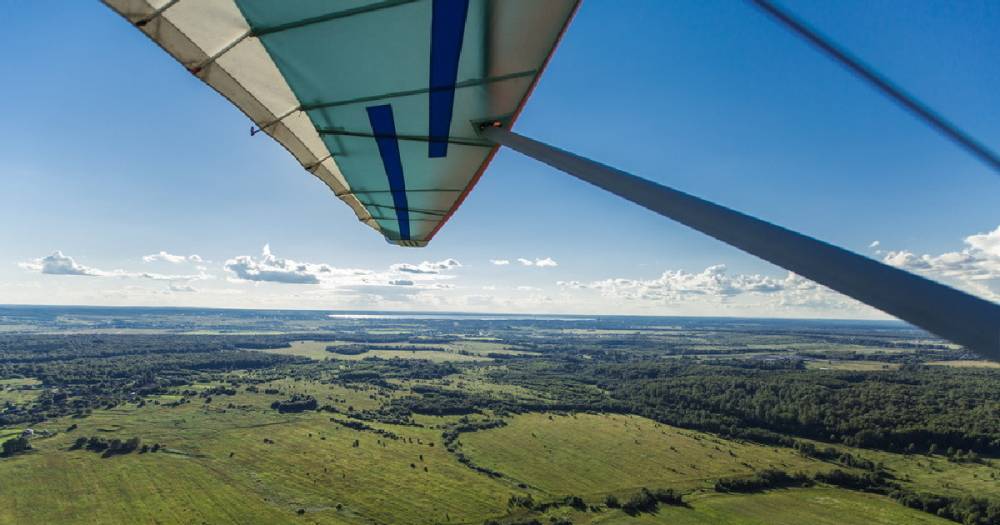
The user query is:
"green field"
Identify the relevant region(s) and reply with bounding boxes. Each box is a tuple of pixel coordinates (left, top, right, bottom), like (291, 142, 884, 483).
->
(0, 378, 42, 406)
(804, 360, 900, 371)
(252, 340, 492, 362)
(460, 413, 831, 496)
(2, 310, 996, 525)
(586, 488, 953, 524)
(5, 391, 974, 525)
(927, 360, 1000, 369)
(0, 396, 512, 524)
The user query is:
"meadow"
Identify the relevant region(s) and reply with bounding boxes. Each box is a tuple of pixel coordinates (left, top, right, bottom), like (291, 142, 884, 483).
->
(0, 307, 997, 524)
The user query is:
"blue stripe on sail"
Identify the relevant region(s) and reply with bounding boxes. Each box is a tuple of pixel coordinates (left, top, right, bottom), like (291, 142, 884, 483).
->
(428, 0, 469, 158)
(366, 104, 410, 240)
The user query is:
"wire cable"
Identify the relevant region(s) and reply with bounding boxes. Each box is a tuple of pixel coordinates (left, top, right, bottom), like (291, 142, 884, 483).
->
(749, 0, 1000, 174)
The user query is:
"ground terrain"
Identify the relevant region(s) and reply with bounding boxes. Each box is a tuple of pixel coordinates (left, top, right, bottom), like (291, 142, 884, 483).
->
(0, 306, 996, 524)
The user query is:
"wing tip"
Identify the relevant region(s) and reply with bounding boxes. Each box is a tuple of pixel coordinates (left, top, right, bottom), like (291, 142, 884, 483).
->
(386, 238, 428, 248)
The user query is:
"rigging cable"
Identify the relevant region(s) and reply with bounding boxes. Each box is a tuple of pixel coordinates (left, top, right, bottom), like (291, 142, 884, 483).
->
(749, 0, 1000, 174)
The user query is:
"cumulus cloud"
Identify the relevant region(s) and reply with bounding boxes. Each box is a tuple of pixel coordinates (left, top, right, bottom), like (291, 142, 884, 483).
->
(19, 251, 210, 288)
(517, 257, 558, 267)
(139, 271, 211, 282)
(558, 264, 859, 312)
(869, 240, 880, 249)
(143, 251, 203, 264)
(222, 245, 460, 300)
(881, 225, 1000, 301)
(225, 244, 370, 284)
(490, 259, 510, 266)
(390, 259, 462, 274)
(559, 265, 783, 300)
(18, 251, 114, 277)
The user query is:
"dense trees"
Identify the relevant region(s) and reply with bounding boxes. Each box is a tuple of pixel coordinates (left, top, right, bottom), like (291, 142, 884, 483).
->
(1, 437, 30, 457)
(0, 334, 307, 426)
(714, 469, 810, 493)
(70, 436, 144, 457)
(270, 395, 318, 413)
(491, 359, 1000, 456)
(620, 488, 685, 515)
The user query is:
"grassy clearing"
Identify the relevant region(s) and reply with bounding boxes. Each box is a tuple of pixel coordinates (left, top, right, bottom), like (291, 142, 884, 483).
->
(249, 340, 491, 362)
(583, 487, 953, 524)
(3, 376, 990, 524)
(795, 439, 1000, 500)
(0, 395, 513, 524)
(0, 427, 24, 445)
(0, 378, 41, 387)
(926, 360, 1000, 369)
(334, 349, 489, 362)
(247, 340, 336, 360)
(804, 360, 900, 371)
(0, 377, 43, 405)
(459, 413, 833, 497)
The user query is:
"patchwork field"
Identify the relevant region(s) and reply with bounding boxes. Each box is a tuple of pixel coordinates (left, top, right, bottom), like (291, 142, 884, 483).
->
(586, 488, 953, 524)
(927, 360, 1000, 369)
(2, 309, 997, 524)
(253, 340, 492, 362)
(0, 395, 512, 524)
(460, 413, 831, 496)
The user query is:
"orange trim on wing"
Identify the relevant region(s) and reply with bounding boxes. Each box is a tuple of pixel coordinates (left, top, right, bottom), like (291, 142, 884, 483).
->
(424, 0, 583, 243)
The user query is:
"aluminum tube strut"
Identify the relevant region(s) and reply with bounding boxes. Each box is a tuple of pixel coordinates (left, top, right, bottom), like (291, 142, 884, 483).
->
(480, 125, 1000, 361)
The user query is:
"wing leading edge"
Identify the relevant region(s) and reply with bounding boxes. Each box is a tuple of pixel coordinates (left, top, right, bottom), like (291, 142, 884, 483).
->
(104, 0, 580, 246)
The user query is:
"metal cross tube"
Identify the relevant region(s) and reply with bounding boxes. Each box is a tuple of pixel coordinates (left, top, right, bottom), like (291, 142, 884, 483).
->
(480, 125, 1000, 361)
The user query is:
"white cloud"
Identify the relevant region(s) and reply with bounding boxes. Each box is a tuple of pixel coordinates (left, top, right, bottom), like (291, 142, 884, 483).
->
(966, 226, 1000, 259)
(516, 257, 558, 268)
(869, 240, 880, 249)
(881, 225, 1000, 301)
(168, 283, 198, 293)
(143, 251, 203, 264)
(490, 259, 510, 266)
(222, 246, 461, 300)
(20, 251, 212, 286)
(18, 251, 113, 277)
(559, 264, 781, 299)
(139, 271, 211, 282)
(225, 244, 370, 285)
(558, 264, 860, 313)
(390, 259, 462, 274)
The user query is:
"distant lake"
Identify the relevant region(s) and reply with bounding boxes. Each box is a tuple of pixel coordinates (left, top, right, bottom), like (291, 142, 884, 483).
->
(327, 313, 593, 321)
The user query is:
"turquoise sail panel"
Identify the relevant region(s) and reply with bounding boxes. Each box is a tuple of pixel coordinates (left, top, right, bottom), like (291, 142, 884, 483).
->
(234, 0, 578, 245)
(102, 0, 578, 246)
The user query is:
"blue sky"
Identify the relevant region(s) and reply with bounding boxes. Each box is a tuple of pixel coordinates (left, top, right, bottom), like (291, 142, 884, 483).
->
(2, 0, 999, 316)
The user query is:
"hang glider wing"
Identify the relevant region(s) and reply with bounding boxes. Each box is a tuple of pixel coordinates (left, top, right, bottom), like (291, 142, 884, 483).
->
(104, 0, 579, 246)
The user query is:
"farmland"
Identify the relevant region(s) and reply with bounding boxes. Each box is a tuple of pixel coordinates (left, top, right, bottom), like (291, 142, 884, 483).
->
(0, 306, 997, 524)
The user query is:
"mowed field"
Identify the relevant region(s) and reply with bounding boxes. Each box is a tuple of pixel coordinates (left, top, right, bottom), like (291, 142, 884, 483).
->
(459, 413, 833, 497)
(252, 340, 493, 362)
(584, 488, 953, 524)
(0, 381, 514, 524)
(926, 360, 1000, 369)
(0, 384, 980, 525)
